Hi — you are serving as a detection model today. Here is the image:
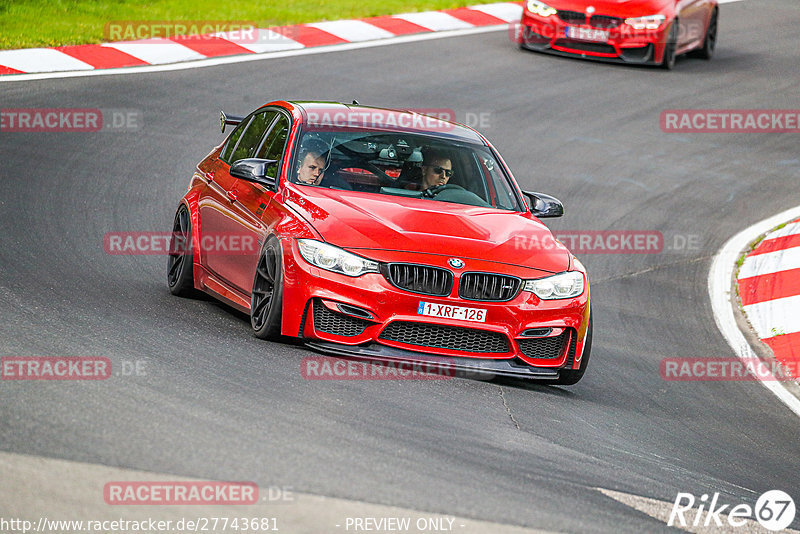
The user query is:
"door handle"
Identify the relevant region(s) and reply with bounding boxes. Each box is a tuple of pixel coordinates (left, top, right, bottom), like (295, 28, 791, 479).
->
(226, 190, 238, 203)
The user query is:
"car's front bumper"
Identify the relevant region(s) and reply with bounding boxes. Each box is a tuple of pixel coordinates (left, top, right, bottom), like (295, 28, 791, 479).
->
(280, 238, 591, 373)
(518, 13, 669, 65)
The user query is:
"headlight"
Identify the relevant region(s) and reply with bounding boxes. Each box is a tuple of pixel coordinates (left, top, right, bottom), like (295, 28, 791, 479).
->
(297, 239, 379, 277)
(527, 0, 557, 17)
(524, 271, 584, 300)
(624, 14, 666, 29)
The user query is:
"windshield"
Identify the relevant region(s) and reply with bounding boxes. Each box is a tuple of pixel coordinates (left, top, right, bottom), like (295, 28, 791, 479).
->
(290, 128, 524, 211)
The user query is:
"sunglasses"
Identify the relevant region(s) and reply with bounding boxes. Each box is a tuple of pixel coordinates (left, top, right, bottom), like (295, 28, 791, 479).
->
(428, 166, 453, 178)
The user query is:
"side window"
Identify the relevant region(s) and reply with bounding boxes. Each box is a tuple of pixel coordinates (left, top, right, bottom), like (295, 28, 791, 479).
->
(255, 115, 290, 179)
(220, 117, 251, 163)
(229, 110, 277, 163)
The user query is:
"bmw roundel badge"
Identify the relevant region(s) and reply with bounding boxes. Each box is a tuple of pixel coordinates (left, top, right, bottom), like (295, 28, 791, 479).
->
(448, 258, 465, 269)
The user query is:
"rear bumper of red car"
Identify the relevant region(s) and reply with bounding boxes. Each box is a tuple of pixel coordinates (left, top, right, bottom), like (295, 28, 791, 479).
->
(280, 238, 591, 373)
(519, 13, 669, 65)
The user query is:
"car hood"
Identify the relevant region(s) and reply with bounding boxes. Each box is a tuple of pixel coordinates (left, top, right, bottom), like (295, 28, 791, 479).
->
(284, 187, 571, 274)
(547, 0, 669, 17)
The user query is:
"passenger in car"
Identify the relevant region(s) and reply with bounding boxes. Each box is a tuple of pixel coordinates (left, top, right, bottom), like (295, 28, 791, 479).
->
(296, 146, 327, 186)
(295, 140, 352, 190)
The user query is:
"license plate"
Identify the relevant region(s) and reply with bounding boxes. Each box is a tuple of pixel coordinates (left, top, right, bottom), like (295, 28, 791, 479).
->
(565, 26, 609, 42)
(418, 302, 487, 323)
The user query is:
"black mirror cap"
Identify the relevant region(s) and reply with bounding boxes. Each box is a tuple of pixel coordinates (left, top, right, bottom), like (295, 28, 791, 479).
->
(522, 190, 564, 218)
(230, 158, 279, 190)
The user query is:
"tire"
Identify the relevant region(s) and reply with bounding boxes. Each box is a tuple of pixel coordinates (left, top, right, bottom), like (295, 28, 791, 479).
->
(553, 315, 593, 386)
(167, 205, 197, 297)
(691, 9, 717, 59)
(251, 236, 283, 340)
(661, 20, 679, 70)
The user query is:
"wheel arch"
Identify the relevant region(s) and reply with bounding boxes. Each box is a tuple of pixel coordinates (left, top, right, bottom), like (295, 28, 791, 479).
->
(176, 184, 205, 289)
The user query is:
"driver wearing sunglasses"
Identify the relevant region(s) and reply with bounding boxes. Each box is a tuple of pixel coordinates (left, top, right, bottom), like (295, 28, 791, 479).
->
(419, 148, 453, 190)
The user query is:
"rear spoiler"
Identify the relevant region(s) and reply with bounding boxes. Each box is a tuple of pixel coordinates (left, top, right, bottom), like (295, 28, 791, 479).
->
(220, 110, 244, 133)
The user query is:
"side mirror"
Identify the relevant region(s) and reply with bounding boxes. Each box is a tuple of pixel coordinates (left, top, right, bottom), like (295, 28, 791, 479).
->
(522, 190, 564, 218)
(230, 158, 278, 190)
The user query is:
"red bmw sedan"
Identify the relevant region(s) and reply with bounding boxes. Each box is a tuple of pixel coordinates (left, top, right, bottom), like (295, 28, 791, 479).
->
(167, 101, 592, 384)
(518, 0, 718, 68)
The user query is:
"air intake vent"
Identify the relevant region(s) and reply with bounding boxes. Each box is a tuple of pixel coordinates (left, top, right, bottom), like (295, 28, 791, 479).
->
(379, 321, 509, 353)
(313, 301, 371, 337)
(517, 331, 570, 359)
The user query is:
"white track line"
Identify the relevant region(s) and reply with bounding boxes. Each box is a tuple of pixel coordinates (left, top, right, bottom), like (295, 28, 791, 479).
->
(102, 40, 205, 64)
(394, 12, 475, 31)
(0, 48, 94, 72)
(0, 25, 507, 83)
(307, 20, 396, 42)
(739, 246, 800, 278)
(763, 220, 800, 241)
(743, 294, 800, 339)
(215, 29, 304, 53)
(709, 205, 800, 419)
(469, 3, 525, 22)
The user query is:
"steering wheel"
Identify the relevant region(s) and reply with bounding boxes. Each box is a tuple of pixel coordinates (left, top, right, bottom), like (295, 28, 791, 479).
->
(422, 184, 465, 198)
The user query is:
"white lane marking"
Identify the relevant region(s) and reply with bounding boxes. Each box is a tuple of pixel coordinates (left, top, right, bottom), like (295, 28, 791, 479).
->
(739, 246, 800, 279)
(468, 2, 524, 22)
(102, 39, 206, 64)
(0, 48, 94, 73)
(764, 220, 800, 241)
(394, 12, 475, 31)
(0, 25, 508, 83)
(307, 20, 396, 42)
(709, 205, 800, 419)
(214, 29, 303, 53)
(743, 294, 800, 339)
(718, 0, 745, 3)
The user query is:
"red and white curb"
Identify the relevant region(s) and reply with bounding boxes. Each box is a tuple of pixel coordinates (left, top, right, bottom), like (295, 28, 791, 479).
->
(737, 218, 800, 381)
(0, 2, 521, 77)
(710, 206, 800, 419)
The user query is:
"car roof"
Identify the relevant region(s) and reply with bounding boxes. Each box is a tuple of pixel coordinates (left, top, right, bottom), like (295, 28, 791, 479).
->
(288, 101, 486, 144)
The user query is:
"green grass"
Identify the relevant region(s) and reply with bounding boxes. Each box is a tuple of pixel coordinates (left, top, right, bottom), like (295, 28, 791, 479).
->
(0, 0, 494, 49)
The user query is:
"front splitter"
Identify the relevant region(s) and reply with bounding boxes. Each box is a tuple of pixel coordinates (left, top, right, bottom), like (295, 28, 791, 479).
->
(305, 340, 561, 380)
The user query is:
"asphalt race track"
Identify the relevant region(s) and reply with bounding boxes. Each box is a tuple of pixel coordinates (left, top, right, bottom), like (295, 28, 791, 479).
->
(1, 0, 799, 532)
